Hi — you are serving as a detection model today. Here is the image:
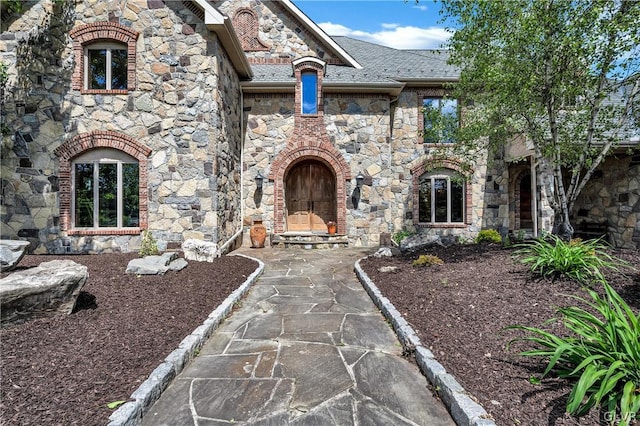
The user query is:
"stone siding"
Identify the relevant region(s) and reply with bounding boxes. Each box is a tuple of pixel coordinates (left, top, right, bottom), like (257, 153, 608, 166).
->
(1, 0, 242, 253)
(242, 90, 495, 246)
(572, 154, 640, 249)
(217, 0, 341, 64)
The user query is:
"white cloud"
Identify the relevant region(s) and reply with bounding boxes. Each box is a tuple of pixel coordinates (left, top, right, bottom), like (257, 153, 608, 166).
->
(319, 22, 451, 49)
(413, 5, 428, 11)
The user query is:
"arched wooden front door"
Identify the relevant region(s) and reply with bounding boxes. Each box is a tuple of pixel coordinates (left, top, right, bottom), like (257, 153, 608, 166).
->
(285, 160, 336, 232)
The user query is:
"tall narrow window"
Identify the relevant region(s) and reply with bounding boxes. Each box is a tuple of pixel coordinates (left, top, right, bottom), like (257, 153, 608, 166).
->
(72, 149, 139, 228)
(422, 97, 458, 144)
(301, 71, 318, 115)
(85, 42, 128, 90)
(418, 170, 465, 223)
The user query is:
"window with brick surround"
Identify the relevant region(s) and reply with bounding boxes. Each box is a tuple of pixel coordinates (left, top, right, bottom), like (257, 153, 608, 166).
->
(301, 71, 318, 115)
(85, 42, 128, 91)
(70, 22, 138, 94)
(412, 159, 473, 227)
(73, 149, 139, 229)
(54, 130, 151, 235)
(292, 57, 325, 117)
(418, 169, 465, 223)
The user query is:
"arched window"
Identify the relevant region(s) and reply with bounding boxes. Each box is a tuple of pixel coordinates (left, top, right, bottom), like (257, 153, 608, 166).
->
(418, 169, 465, 223)
(72, 149, 139, 228)
(301, 71, 318, 115)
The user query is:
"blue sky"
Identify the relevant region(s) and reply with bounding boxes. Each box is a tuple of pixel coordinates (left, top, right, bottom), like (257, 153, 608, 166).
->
(294, 0, 451, 49)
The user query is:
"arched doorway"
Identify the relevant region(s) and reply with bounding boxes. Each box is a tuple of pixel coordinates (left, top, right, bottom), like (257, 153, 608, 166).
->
(285, 159, 336, 232)
(519, 173, 533, 229)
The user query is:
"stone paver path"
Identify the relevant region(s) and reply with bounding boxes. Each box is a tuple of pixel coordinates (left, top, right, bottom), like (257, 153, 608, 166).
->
(142, 248, 454, 425)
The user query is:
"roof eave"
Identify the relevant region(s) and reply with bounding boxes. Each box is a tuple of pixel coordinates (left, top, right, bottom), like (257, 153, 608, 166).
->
(323, 82, 405, 97)
(240, 81, 296, 93)
(395, 77, 459, 87)
(192, 0, 253, 79)
(241, 80, 405, 97)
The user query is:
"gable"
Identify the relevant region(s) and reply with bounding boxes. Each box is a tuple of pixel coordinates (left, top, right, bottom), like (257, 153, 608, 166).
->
(214, 0, 360, 68)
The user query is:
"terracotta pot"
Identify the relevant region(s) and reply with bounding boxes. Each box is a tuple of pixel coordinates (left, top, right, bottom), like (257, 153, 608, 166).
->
(249, 220, 267, 248)
(327, 222, 337, 235)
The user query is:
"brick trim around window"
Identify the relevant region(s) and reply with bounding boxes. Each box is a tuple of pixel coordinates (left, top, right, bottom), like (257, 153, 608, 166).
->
(69, 22, 139, 93)
(411, 158, 473, 227)
(54, 130, 151, 234)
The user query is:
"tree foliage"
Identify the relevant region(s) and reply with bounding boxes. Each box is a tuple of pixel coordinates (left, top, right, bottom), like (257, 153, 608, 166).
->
(439, 0, 640, 237)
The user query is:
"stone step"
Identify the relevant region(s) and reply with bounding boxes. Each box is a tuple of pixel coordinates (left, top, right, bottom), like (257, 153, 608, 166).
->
(271, 233, 349, 249)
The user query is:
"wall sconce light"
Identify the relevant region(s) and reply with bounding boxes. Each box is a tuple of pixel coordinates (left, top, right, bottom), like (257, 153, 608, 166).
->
(254, 171, 264, 208)
(255, 171, 264, 190)
(352, 171, 365, 209)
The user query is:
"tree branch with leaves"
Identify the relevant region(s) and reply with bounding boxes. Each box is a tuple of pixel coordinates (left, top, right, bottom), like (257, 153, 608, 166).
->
(439, 0, 640, 239)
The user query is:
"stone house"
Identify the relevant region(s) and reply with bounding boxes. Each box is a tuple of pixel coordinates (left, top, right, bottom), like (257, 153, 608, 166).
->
(1, 0, 638, 254)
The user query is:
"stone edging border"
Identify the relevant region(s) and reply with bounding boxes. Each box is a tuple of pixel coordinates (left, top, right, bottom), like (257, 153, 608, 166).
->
(107, 254, 265, 426)
(354, 258, 497, 426)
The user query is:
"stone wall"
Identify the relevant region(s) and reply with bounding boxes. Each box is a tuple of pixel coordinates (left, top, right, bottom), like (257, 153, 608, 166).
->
(1, 0, 243, 253)
(217, 0, 341, 64)
(242, 89, 494, 246)
(387, 90, 490, 242)
(571, 154, 640, 249)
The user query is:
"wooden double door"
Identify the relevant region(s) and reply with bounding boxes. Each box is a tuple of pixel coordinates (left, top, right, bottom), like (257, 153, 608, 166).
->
(285, 160, 336, 232)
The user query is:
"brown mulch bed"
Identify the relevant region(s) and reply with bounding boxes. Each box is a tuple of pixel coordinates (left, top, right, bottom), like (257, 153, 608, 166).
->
(0, 253, 258, 426)
(360, 244, 640, 426)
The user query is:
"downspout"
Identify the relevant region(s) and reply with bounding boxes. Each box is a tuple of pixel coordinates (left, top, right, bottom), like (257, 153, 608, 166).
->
(219, 84, 246, 255)
(531, 155, 538, 238)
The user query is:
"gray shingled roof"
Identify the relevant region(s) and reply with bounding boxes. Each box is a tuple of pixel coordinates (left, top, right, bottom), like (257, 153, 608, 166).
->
(247, 36, 460, 89)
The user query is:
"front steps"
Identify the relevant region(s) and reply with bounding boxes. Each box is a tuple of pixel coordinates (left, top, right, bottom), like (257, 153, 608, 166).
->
(270, 232, 349, 249)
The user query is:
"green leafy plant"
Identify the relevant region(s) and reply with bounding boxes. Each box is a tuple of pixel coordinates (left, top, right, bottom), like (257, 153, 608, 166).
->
(412, 254, 444, 267)
(107, 400, 126, 410)
(138, 230, 159, 257)
(513, 235, 631, 284)
(507, 282, 640, 424)
(475, 229, 502, 244)
(392, 230, 413, 245)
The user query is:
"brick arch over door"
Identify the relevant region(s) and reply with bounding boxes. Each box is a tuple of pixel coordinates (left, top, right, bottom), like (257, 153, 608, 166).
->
(54, 130, 152, 234)
(270, 146, 351, 234)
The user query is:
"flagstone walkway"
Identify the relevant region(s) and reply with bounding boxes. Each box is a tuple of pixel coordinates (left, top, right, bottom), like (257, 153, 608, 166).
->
(141, 247, 455, 425)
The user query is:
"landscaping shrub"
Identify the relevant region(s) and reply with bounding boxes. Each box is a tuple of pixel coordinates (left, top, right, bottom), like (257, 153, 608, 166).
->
(513, 235, 630, 284)
(412, 254, 444, 267)
(392, 230, 413, 245)
(507, 281, 640, 424)
(475, 229, 502, 244)
(139, 230, 159, 257)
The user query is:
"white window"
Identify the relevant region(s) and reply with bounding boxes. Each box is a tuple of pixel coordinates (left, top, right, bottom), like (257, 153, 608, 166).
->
(72, 149, 139, 228)
(84, 42, 128, 90)
(418, 169, 465, 223)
